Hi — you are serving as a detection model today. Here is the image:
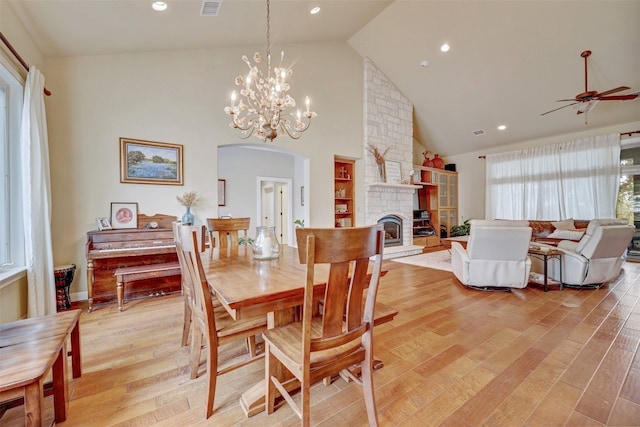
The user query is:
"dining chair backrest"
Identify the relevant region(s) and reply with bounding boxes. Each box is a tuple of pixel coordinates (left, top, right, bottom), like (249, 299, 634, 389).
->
(177, 223, 266, 419)
(172, 222, 207, 346)
(178, 225, 217, 349)
(207, 217, 250, 249)
(295, 225, 385, 363)
(265, 225, 384, 426)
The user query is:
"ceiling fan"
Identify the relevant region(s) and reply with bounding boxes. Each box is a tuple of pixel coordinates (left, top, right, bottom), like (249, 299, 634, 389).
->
(541, 50, 638, 117)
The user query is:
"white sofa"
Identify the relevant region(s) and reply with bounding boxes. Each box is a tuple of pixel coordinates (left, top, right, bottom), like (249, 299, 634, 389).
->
(451, 220, 532, 290)
(537, 218, 634, 288)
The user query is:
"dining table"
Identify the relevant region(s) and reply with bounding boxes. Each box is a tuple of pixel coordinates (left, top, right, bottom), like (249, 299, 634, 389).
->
(201, 244, 392, 418)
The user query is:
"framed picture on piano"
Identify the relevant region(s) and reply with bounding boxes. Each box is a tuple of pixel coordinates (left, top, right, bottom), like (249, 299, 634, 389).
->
(96, 217, 112, 231)
(111, 202, 138, 229)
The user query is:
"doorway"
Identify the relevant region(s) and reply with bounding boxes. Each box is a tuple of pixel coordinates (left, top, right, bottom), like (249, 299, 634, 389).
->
(258, 177, 292, 246)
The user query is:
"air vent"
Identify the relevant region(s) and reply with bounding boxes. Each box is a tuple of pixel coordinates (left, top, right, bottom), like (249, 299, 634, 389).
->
(472, 129, 486, 136)
(201, 1, 222, 16)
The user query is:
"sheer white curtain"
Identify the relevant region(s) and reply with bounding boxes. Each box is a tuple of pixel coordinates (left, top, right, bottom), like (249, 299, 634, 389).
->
(486, 133, 620, 220)
(20, 66, 55, 316)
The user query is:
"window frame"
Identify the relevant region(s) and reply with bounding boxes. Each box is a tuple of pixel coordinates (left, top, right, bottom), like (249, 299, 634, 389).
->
(0, 55, 26, 287)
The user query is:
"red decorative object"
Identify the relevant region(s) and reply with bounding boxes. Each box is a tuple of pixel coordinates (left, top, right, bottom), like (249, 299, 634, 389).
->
(432, 154, 445, 169)
(421, 155, 433, 182)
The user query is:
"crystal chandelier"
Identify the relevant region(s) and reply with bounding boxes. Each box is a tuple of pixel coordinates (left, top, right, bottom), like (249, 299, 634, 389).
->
(224, 0, 317, 142)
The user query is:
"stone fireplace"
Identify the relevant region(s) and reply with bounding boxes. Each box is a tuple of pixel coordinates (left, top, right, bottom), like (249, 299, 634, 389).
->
(362, 58, 421, 257)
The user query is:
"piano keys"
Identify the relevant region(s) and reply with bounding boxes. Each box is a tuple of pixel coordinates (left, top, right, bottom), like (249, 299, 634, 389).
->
(85, 226, 180, 312)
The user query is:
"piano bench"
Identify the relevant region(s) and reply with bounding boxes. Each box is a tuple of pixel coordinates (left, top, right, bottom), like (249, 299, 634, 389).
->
(114, 262, 181, 311)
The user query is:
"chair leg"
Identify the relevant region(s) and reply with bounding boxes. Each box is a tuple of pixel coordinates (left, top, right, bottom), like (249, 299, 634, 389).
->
(181, 299, 192, 347)
(205, 335, 217, 418)
(301, 371, 310, 427)
(190, 330, 203, 379)
(361, 354, 379, 427)
(247, 336, 257, 357)
(265, 343, 277, 415)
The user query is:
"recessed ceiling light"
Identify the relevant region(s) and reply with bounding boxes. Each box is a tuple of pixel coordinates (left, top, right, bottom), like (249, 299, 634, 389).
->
(440, 43, 450, 53)
(152, 1, 167, 11)
(498, 125, 507, 130)
(310, 6, 320, 14)
(420, 60, 429, 68)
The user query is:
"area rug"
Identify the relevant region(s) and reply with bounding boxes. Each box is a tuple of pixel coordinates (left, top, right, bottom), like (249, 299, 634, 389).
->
(390, 250, 452, 272)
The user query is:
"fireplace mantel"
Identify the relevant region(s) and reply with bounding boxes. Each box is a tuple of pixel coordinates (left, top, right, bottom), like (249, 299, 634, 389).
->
(367, 183, 422, 192)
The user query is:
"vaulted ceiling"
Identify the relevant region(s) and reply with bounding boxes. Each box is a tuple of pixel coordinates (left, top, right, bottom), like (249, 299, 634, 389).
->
(8, 0, 640, 156)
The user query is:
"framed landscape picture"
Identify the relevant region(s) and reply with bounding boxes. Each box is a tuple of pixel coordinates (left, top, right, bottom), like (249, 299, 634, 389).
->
(120, 137, 183, 185)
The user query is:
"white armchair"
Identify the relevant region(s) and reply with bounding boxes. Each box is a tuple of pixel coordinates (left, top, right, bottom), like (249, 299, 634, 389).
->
(542, 219, 634, 288)
(451, 220, 532, 290)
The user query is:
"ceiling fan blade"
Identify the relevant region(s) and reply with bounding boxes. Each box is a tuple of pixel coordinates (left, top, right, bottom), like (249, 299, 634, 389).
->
(596, 86, 631, 97)
(541, 102, 580, 116)
(556, 98, 579, 102)
(598, 94, 639, 101)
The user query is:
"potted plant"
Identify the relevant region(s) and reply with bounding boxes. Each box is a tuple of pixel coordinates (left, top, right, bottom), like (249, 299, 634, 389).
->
(450, 218, 471, 237)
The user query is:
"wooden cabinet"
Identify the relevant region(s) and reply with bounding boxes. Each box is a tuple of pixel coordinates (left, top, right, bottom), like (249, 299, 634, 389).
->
(413, 166, 459, 242)
(334, 158, 355, 227)
(438, 171, 458, 238)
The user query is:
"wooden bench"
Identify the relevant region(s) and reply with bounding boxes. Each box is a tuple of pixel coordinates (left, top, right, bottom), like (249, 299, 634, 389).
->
(115, 262, 181, 311)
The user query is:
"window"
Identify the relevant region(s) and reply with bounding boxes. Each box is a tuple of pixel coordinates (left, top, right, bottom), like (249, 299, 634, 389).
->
(0, 59, 25, 273)
(617, 136, 640, 260)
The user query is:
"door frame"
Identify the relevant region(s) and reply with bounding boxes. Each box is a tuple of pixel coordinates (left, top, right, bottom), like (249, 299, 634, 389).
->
(256, 176, 293, 246)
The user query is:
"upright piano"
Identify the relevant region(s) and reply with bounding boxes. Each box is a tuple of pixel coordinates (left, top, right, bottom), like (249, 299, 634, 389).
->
(85, 215, 180, 312)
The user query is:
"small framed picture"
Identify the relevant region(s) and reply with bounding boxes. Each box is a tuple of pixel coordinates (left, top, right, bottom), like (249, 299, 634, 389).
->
(218, 179, 226, 206)
(110, 202, 138, 229)
(96, 217, 112, 231)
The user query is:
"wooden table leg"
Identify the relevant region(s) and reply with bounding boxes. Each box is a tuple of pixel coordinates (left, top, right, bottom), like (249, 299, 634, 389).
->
(117, 279, 124, 311)
(70, 318, 82, 378)
(52, 346, 68, 423)
(23, 381, 44, 426)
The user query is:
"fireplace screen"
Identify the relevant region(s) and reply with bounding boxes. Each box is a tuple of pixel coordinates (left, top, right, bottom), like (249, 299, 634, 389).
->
(377, 215, 402, 247)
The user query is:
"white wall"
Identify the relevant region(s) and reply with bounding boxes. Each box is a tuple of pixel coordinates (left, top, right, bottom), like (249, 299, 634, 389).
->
(446, 120, 640, 222)
(42, 41, 364, 298)
(217, 144, 298, 238)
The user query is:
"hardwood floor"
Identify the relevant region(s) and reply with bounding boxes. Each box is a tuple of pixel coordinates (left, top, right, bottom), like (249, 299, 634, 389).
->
(3, 257, 640, 426)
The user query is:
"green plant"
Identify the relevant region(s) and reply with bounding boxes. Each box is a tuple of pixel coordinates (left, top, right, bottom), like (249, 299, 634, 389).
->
(239, 237, 254, 246)
(294, 219, 304, 228)
(450, 218, 471, 237)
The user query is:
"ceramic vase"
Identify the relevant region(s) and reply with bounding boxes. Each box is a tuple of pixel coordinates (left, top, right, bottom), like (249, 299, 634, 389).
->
(182, 207, 194, 225)
(376, 162, 386, 183)
(421, 157, 433, 182)
(433, 154, 445, 169)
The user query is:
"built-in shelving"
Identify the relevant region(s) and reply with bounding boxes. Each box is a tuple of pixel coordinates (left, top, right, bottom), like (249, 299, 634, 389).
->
(413, 165, 459, 244)
(334, 158, 355, 227)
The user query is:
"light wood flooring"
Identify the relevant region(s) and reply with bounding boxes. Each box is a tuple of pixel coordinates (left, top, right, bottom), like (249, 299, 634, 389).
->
(3, 258, 640, 426)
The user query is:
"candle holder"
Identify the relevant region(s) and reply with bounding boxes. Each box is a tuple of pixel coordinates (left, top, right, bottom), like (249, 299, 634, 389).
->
(252, 226, 281, 260)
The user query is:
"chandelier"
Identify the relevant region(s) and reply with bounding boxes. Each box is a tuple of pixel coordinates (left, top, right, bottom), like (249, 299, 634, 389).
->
(224, 0, 317, 142)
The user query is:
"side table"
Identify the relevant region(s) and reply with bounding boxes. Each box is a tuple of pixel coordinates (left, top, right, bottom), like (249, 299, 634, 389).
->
(528, 246, 563, 291)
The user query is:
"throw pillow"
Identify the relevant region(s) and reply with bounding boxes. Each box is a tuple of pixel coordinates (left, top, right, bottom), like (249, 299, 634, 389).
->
(547, 229, 585, 241)
(551, 218, 575, 230)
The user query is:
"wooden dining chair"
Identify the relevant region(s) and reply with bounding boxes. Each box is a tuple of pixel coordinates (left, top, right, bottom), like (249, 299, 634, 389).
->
(206, 217, 250, 252)
(177, 224, 267, 418)
(262, 225, 385, 426)
(172, 222, 206, 347)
